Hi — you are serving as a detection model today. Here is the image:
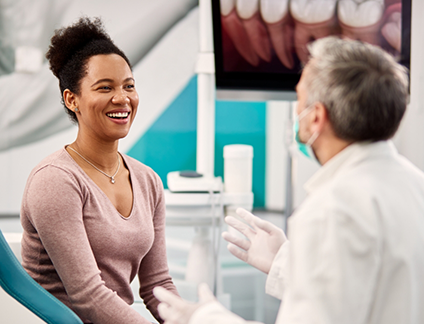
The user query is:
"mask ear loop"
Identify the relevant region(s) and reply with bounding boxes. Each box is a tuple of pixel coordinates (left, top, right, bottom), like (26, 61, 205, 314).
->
(306, 131, 319, 146)
(297, 103, 315, 121)
(299, 103, 319, 146)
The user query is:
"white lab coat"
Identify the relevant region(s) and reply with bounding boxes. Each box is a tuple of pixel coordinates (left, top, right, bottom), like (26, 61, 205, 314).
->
(190, 141, 424, 324)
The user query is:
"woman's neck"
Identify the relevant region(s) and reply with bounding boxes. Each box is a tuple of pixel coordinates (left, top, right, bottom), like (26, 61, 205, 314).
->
(70, 135, 120, 172)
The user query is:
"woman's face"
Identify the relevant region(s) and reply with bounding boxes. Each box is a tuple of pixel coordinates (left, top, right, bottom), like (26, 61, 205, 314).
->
(73, 54, 139, 142)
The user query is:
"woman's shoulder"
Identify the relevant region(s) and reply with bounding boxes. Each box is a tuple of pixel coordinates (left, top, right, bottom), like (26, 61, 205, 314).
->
(29, 147, 80, 181)
(23, 148, 85, 207)
(32, 147, 73, 169)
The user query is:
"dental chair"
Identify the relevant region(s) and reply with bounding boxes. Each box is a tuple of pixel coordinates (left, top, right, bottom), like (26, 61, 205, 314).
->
(0, 230, 83, 324)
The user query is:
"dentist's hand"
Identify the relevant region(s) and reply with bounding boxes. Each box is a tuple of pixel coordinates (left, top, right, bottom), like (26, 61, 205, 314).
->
(154, 283, 215, 324)
(222, 208, 287, 274)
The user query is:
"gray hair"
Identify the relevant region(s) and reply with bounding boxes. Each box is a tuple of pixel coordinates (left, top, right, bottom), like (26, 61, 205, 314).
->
(305, 36, 409, 142)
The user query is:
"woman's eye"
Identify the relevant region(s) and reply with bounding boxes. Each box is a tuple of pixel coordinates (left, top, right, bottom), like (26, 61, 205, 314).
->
(125, 84, 135, 90)
(98, 86, 111, 90)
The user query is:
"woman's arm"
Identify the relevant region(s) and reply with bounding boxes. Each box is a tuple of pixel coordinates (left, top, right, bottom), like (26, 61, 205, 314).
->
(137, 173, 178, 322)
(22, 165, 152, 323)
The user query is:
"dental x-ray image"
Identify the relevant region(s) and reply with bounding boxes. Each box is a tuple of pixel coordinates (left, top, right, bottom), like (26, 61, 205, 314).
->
(213, 0, 410, 92)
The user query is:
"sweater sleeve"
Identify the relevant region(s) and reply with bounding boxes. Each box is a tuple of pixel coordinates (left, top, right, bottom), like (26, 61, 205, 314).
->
(22, 165, 152, 324)
(137, 173, 178, 322)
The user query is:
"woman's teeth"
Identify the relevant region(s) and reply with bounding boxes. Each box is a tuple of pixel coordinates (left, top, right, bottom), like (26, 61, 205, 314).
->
(107, 112, 129, 119)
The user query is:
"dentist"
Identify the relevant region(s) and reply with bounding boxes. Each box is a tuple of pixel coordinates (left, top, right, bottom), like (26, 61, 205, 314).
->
(154, 36, 424, 324)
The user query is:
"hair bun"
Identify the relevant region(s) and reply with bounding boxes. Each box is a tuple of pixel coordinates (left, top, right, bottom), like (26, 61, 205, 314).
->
(46, 17, 112, 78)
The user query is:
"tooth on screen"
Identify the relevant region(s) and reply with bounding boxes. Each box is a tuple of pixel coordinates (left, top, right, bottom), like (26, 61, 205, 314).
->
(381, 20, 401, 52)
(266, 15, 294, 69)
(260, 0, 289, 24)
(294, 18, 338, 63)
(236, 0, 259, 20)
(338, 0, 385, 28)
(290, 0, 338, 24)
(222, 10, 260, 66)
(242, 12, 272, 62)
(221, 0, 235, 16)
(381, 3, 402, 52)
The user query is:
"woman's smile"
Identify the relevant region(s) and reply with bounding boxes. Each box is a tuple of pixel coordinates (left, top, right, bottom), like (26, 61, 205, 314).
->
(106, 110, 131, 124)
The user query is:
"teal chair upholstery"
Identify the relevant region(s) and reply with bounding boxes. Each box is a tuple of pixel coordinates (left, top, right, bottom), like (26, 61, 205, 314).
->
(0, 230, 83, 324)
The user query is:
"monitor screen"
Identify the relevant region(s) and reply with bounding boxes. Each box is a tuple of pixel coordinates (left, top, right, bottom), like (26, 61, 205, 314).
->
(212, 0, 411, 100)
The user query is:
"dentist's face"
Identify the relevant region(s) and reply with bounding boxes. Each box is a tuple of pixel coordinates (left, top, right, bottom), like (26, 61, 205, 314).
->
(73, 54, 139, 142)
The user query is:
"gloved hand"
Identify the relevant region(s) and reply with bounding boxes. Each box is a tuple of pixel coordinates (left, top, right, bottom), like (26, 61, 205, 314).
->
(222, 208, 287, 274)
(154, 283, 215, 324)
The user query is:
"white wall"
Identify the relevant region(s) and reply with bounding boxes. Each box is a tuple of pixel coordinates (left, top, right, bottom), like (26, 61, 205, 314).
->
(393, 0, 424, 169)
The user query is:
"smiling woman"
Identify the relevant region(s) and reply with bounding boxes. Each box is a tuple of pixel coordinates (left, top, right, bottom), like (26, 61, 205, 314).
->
(19, 17, 178, 324)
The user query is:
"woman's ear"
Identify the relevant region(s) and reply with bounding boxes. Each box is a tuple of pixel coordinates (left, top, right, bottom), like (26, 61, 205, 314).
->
(63, 89, 78, 113)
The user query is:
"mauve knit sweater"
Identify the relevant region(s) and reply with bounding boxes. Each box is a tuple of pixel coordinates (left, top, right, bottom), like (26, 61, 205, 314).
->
(20, 148, 177, 323)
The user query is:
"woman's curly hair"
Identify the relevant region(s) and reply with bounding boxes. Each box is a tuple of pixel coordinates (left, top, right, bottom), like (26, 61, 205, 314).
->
(46, 17, 131, 124)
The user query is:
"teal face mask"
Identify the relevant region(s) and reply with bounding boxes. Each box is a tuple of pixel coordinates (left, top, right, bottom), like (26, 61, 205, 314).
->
(293, 105, 320, 164)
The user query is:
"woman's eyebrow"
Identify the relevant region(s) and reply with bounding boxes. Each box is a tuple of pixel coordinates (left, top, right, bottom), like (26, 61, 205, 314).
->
(91, 77, 135, 87)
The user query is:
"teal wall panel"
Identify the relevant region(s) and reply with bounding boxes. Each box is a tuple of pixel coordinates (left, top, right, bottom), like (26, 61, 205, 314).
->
(127, 76, 266, 207)
(215, 101, 266, 207)
(127, 76, 198, 183)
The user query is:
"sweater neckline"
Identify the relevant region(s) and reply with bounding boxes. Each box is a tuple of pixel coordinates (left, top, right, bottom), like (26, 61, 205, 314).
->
(62, 146, 136, 220)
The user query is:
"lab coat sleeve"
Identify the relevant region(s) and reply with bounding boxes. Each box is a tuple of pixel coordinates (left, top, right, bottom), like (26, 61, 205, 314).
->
(276, 201, 381, 324)
(189, 301, 263, 324)
(266, 241, 290, 300)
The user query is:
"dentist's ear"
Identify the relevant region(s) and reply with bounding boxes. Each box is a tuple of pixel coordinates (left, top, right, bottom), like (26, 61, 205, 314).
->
(63, 89, 78, 113)
(311, 102, 329, 133)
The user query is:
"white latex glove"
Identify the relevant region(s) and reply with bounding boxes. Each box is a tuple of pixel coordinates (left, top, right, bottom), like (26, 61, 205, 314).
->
(222, 208, 287, 274)
(154, 283, 216, 324)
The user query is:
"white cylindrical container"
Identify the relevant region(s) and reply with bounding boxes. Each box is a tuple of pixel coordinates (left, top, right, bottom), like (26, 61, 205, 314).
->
(223, 144, 253, 193)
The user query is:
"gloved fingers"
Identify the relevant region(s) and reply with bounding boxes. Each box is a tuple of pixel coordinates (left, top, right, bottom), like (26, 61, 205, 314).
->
(153, 286, 185, 309)
(227, 242, 249, 263)
(253, 217, 282, 235)
(235, 207, 258, 227)
(222, 231, 251, 251)
(224, 216, 256, 239)
(198, 283, 216, 303)
(157, 302, 173, 321)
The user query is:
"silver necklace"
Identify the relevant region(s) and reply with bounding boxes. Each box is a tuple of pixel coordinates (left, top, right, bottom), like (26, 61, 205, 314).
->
(68, 146, 120, 184)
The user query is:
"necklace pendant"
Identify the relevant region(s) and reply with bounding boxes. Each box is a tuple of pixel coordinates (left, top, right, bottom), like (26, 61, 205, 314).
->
(111, 178, 115, 184)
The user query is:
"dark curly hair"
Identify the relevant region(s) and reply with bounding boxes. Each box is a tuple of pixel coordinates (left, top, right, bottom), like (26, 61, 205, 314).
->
(46, 17, 131, 124)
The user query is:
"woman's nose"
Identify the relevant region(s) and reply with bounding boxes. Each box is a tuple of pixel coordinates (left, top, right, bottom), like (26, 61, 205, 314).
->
(112, 91, 130, 105)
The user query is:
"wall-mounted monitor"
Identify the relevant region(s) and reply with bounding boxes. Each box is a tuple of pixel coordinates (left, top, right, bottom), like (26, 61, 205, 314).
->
(212, 0, 411, 101)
